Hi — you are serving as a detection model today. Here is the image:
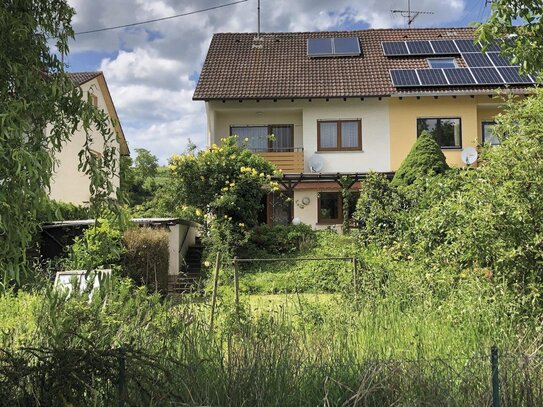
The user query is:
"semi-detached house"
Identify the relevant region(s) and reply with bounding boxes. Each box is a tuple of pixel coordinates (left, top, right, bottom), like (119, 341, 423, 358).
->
(193, 27, 535, 230)
(49, 72, 129, 205)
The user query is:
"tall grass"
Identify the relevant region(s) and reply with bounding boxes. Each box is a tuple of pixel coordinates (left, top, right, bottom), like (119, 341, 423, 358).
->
(0, 275, 541, 405)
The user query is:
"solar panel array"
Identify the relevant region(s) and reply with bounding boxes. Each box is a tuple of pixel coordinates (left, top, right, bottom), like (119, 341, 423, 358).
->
(307, 37, 361, 57)
(384, 38, 535, 88)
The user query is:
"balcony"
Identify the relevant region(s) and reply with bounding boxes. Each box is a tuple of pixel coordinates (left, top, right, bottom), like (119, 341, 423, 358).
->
(252, 147, 304, 173)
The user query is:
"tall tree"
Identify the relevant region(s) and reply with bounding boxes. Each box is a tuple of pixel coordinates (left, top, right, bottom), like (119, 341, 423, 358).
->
(0, 0, 119, 281)
(477, 0, 543, 74)
(133, 148, 158, 180)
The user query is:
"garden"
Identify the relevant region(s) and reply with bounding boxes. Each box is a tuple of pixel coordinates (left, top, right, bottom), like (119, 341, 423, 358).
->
(3, 1, 543, 404)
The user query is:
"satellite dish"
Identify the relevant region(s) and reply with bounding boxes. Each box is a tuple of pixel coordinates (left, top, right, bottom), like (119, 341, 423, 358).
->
(308, 155, 324, 172)
(461, 147, 478, 165)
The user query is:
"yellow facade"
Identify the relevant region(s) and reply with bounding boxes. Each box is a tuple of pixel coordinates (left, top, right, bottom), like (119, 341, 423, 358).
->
(389, 95, 503, 170)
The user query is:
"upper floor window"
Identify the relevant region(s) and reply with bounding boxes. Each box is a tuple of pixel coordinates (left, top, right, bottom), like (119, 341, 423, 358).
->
(417, 118, 462, 149)
(230, 125, 293, 152)
(317, 120, 362, 151)
(482, 121, 500, 146)
(428, 58, 456, 69)
(89, 92, 98, 107)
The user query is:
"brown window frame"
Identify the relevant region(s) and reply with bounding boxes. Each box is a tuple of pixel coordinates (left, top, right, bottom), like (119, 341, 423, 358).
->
(317, 119, 362, 151)
(229, 124, 294, 152)
(317, 191, 343, 224)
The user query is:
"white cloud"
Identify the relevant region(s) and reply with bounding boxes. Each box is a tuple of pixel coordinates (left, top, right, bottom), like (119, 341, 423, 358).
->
(67, 0, 469, 162)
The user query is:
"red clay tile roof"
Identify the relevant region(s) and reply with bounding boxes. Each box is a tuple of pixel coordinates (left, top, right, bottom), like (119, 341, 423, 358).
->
(66, 72, 102, 86)
(193, 28, 532, 100)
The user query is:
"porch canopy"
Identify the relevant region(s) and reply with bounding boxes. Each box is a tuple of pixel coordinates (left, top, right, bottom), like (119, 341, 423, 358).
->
(273, 172, 396, 192)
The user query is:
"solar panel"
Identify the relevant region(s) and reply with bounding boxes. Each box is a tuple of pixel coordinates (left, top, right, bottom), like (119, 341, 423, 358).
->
(487, 52, 515, 67)
(470, 67, 504, 84)
(406, 40, 434, 55)
(497, 67, 534, 84)
(307, 38, 333, 56)
(462, 52, 493, 67)
(334, 37, 361, 56)
(382, 41, 409, 56)
(390, 69, 420, 87)
(417, 69, 448, 85)
(454, 39, 482, 53)
(430, 40, 459, 54)
(443, 68, 476, 85)
(484, 42, 502, 52)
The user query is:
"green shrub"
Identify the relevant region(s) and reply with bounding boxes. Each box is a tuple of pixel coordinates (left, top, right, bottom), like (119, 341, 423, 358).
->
(63, 219, 122, 270)
(121, 227, 169, 293)
(50, 200, 91, 221)
(391, 130, 449, 187)
(354, 172, 409, 246)
(243, 224, 316, 257)
(37, 199, 90, 223)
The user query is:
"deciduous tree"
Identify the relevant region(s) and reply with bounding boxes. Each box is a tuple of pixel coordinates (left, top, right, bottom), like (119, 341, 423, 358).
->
(1, 0, 119, 281)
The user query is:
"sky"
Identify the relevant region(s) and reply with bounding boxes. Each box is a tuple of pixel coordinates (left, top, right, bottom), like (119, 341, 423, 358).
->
(64, 0, 492, 163)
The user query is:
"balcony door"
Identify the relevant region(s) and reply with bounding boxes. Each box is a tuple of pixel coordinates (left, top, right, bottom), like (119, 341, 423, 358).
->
(268, 191, 293, 225)
(231, 125, 294, 152)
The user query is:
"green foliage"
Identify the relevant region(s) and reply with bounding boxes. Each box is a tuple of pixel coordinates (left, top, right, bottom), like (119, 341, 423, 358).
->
(0, 278, 529, 405)
(50, 201, 90, 221)
(0, 1, 120, 281)
(120, 148, 161, 206)
(169, 137, 276, 227)
(401, 92, 543, 309)
(64, 220, 122, 271)
(169, 136, 277, 257)
(391, 130, 449, 187)
(220, 230, 357, 294)
(242, 224, 316, 257)
(477, 0, 543, 75)
(133, 148, 159, 179)
(354, 172, 409, 246)
(121, 227, 169, 293)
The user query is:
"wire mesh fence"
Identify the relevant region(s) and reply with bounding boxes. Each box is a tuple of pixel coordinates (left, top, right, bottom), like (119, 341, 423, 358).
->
(1, 345, 543, 406)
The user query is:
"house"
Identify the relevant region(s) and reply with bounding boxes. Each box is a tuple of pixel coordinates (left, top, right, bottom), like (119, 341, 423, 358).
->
(193, 28, 535, 230)
(48, 72, 129, 205)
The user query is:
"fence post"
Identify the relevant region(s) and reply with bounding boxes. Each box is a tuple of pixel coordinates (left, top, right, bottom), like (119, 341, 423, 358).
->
(352, 257, 358, 294)
(118, 347, 126, 407)
(209, 252, 221, 331)
(491, 346, 500, 407)
(233, 256, 240, 311)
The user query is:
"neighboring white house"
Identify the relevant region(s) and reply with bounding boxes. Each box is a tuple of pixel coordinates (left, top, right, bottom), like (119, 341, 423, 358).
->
(193, 28, 535, 230)
(48, 72, 129, 205)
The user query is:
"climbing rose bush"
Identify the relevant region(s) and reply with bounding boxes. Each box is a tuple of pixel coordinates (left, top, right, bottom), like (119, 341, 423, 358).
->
(168, 136, 279, 257)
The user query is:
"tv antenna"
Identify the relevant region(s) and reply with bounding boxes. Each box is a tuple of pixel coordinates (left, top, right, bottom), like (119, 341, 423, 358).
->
(391, 0, 434, 28)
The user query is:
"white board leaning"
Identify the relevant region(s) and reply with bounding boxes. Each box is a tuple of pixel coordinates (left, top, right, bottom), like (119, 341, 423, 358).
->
(54, 270, 112, 297)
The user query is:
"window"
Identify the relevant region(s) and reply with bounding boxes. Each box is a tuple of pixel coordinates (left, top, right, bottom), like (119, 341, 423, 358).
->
(230, 125, 294, 152)
(482, 121, 500, 145)
(428, 58, 457, 69)
(89, 92, 98, 107)
(417, 118, 462, 149)
(318, 192, 342, 224)
(317, 120, 362, 151)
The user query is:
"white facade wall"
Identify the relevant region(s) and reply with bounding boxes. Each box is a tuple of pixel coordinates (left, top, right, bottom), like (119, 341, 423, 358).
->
(206, 98, 391, 229)
(301, 98, 390, 173)
(49, 78, 121, 205)
(207, 98, 391, 173)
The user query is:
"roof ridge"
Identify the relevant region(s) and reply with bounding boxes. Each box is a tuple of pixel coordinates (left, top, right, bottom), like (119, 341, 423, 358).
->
(212, 27, 477, 35)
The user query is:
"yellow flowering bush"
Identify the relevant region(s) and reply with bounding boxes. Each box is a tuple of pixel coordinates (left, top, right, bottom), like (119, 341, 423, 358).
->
(167, 136, 277, 257)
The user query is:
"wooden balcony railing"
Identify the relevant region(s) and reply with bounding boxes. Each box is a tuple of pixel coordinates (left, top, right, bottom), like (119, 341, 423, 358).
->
(252, 147, 304, 173)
